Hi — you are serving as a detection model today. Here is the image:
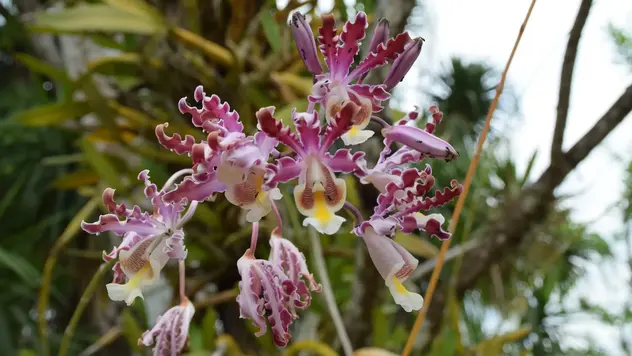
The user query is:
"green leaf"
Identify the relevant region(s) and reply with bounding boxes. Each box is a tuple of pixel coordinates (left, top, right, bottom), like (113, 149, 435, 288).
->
(519, 150, 538, 187)
(30, 5, 165, 35)
(10, 102, 92, 126)
(51, 170, 100, 190)
(275, 99, 309, 127)
(260, 10, 282, 53)
(13, 53, 71, 86)
(103, 0, 164, 22)
(0, 247, 40, 288)
(79, 138, 120, 186)
(202, 308, 217, 350)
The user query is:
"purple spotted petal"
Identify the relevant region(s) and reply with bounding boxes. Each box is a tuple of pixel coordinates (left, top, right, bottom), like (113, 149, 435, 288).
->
(334, 11, 367, 79)
(358, 18, 390, 82)
(293, 110, 320, 153)
(256, 106, 307, 157)
(346, 32, 412, 83)
(317, 14, 338, 72)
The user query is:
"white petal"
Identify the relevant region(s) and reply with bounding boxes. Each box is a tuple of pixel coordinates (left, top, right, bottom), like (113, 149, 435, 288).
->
(268, 188, 283, 200)
(303, 215, 346, 235)
(106, 282, 144, 306)
(341, 129, 375, 146)
(385, 276, 423, 312)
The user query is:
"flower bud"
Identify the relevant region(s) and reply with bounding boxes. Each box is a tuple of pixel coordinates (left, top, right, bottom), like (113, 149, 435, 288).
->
(382, 124, 458, 161)
(290, 12, 323, 75)
(383, 37, 424, 89)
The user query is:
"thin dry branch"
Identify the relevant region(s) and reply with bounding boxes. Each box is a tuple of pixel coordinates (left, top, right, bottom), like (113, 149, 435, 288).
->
(551, 0, 593, 164)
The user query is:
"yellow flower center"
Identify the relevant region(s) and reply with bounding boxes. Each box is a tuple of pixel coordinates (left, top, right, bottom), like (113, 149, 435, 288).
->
(348, 126, 359, 135)
(314, 191, 333, 223)
(128, 263, 152, 289)
(391, 276, 409, 295)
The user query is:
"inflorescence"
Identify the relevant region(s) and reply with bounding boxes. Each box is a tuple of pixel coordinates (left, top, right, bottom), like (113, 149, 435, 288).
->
(81, 10, 462, 354)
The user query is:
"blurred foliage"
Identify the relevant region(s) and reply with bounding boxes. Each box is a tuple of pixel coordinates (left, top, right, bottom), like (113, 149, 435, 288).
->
(0, 0, 628, 355)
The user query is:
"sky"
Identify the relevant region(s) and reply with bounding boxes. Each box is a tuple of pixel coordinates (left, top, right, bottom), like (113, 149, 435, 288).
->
(407, 0, 632, 354)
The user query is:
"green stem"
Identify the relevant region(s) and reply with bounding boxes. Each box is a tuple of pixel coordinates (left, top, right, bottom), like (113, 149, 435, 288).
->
(59, 260, 115, 356)
(308, 228, 353, 356)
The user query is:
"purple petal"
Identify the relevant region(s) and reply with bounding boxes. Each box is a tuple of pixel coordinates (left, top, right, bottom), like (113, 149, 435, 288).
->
(348, 84, 390, 112)
(266, 157, 303, 186)
(139, 300, 195, 355)
(334, 11, 367, 79)
(155, 123, 195, 155)
(81, 214, 163, 237)
(162, 175, 226, 203)
(256, 107, 306, 157)
(320, 101, 359, 150)
(384, 37, 423, 90)
(346, 32, 412, 83)
(364, 18, 390, 72)
(324, 149, 368, 177)
(317, 14, 338, 72)
(289, 11, 323, 75)
(293, 110, 321, 153)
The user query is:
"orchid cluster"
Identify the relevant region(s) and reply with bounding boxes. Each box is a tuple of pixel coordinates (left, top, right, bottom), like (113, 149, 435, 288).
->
(80, 10, 462, 353)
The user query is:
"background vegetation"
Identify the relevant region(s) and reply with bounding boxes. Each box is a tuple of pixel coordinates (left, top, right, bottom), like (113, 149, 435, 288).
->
(1, 0, 631, 355)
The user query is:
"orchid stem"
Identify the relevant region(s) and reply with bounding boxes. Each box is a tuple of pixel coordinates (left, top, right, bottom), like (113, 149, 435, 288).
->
(343, 202, 364, 226)
(270, 197, 283, 230)
(308, 228, 353, 356)
(176, 201, 198, 229)
(161, 168, 194, 192)
(307, 101, 316, 114)
(370, 115, 390, 128)
(179, 260, 186, 302)
(249, 222, 259, 256)
(59, 260, 115, 356)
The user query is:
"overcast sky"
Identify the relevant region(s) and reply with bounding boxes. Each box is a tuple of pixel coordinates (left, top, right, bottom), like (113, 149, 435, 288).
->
(406, 0, 632, 354)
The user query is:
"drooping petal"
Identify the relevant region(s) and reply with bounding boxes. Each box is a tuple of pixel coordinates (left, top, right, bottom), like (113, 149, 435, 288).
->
(290, 11, 323, 75)
(317, 14, 338, 72)
(347, 84, 390, 112)
(269, 228, 321, 314)
(381, 124, 458, 161)
(355, 223, 422, 312)
(139, 299, 195, 355)
(323, 149, 368, 177)
(334, 11, 367, 79)
(293, 110, 321, 153)
(256, 106, 306, 157)
(358, 17, 390, 82)
(320, 101, 359, 151)
(155, 123, 196, 155)
(162, 174, 227, 203)
(383, 37, 424, 90)
(81, 214, 163, 237)
(236, 255, 296, 347)
(346, 32, 412, 83)
(266, 157, 303, 186)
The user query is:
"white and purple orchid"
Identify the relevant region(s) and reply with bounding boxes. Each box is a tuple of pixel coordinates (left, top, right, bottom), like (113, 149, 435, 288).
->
(79, 10, 463, 353)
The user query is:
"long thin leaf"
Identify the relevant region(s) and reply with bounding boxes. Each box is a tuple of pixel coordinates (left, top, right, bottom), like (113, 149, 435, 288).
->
(10, 102, 92, 126)
(0, 248, 40, 288)
(79, 138, 120, 186)
(260, 10, 282, 53)
(30, 5, 165, 35)
(13, 53, 71, 86)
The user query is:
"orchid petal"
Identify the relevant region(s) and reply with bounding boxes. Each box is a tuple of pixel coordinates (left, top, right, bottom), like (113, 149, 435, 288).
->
(346, 32, 412, 83)
(317, 14, 338, 72)
(256, 106, 307, 157)
(162, 174, 227, 203)
(155, 123, 195, 155)
(324, 149, 368, 177)
(335, 11, 367, 79)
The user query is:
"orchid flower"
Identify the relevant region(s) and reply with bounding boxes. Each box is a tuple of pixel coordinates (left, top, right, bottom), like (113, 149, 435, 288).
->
(256, 104, 368, 235)
(291, 11, 422, 145)
(81, 170, 196, 305)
